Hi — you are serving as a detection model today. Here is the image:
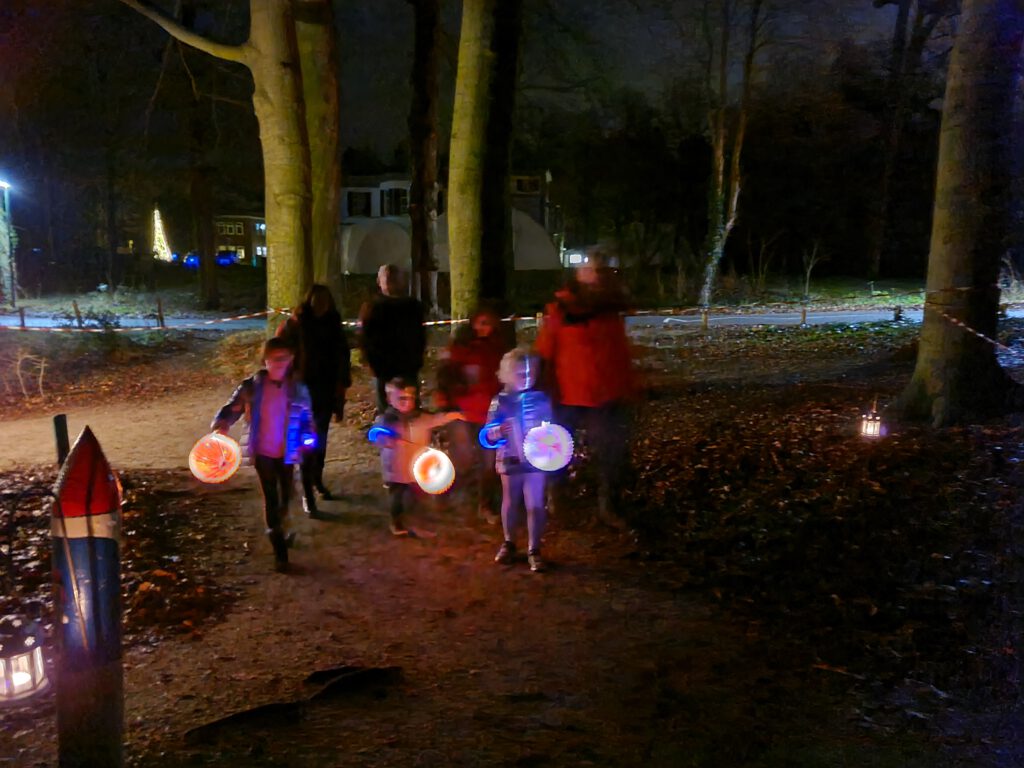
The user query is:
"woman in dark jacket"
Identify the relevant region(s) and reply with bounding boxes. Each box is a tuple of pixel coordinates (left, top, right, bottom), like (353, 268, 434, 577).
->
(277, 284, 352, 517)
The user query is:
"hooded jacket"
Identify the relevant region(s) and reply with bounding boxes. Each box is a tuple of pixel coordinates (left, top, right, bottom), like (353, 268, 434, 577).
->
(535, 277, 636, 408)
(212, 371, 315, 465)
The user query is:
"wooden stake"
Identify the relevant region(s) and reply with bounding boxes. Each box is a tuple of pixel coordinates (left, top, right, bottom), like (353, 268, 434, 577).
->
(72, 301, 83, 328)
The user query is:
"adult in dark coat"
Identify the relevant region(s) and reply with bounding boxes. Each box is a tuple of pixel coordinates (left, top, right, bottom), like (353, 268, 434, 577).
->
(358, 264, 427, 415)
(277, 284, 352, 517)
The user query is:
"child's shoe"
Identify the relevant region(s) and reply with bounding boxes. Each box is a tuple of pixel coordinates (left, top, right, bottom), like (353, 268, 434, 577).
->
(478, 506, 499, 526)
(389, 518, 409, 536)
(494, 540, 516, 564)
(528, 550, 546, 573)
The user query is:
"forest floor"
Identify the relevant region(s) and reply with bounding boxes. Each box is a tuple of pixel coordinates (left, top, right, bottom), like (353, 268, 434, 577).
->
(0, 317, 1022, 767)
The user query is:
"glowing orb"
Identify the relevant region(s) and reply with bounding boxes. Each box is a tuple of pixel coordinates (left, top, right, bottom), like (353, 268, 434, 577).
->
(523, 422, 574, 472)
(412, 448, 456, 494)
(189, 432, 242, 484)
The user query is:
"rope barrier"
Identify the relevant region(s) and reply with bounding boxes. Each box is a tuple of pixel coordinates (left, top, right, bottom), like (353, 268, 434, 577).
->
(0, 285, 1006, 335)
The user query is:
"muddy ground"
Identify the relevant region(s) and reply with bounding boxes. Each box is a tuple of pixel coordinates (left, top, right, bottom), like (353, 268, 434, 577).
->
(0, 320, 1021, 767)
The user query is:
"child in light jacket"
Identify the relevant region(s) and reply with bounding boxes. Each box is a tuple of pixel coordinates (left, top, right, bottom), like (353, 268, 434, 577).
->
(483, 348, 554, 573)
(371, 378, 463, 535)
(212, 337, 315, 573)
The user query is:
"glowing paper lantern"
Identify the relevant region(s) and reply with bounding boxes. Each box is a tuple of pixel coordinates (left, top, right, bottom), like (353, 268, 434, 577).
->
(523, 422, 574, 472)
(189, 432, 242, 484)
(412, 448, 456, 494)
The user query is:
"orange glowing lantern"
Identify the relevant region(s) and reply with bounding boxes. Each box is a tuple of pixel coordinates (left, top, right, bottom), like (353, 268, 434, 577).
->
(860, 398, 883, 439)
(412, 448, 456, 494)
(523, 422, 574, 472)
(189, 432, 242, 484)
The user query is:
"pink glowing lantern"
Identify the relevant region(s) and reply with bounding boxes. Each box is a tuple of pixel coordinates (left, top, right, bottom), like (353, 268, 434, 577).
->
(189, 432, 242, 484)
(523, 422, 574, 472)
(412, 448, 456, 495)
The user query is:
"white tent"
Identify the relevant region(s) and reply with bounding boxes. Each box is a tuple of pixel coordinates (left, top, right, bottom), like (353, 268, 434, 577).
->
(341, 217, 412, 275)
(340, 210, 560, 274)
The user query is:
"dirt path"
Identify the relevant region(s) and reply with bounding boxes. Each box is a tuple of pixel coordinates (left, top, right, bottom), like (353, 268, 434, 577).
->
(0, 349, 966, 766)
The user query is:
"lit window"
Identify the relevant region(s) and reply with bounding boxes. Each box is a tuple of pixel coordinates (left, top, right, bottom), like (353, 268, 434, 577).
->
(233, 223, 243, 236)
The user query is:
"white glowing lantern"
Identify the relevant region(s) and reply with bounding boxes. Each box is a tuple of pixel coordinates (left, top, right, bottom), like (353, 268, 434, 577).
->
(0, 615, 48, 704)
(412, 448, 456, 494)
(861, 399, 883, 438)
(523, 422, 574, 472)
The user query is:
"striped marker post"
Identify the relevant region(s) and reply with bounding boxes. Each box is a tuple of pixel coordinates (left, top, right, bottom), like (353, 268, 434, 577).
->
(52, 427, 124, 767)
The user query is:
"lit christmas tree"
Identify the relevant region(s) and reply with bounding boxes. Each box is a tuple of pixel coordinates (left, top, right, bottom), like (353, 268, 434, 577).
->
(152, 208, 173, 262)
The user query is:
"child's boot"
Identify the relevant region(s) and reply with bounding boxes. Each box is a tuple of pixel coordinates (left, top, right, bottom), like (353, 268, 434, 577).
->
(267, 528, 289, 572)
(527, 549, 546, 573)
(494, 540, 516, 565)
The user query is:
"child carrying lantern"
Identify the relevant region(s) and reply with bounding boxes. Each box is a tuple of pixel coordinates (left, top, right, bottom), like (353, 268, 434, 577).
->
(370, 378, 464, 535)
(211, 337, 316, 573)
(483, 348, 555, 573)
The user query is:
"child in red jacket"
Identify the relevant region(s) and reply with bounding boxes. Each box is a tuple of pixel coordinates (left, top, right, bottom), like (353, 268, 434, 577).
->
(437, 305, 507, 524)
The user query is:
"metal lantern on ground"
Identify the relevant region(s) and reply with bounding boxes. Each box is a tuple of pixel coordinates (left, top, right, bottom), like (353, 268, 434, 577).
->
(861, 399, 883, 438)
(189, 432, 242, 484)
(412, 448, 456, 495)
(0, 614, 47, 703)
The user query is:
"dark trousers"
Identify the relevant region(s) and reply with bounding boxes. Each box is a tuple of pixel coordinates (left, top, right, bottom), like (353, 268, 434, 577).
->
(254, 455, 294, 562)
(387, 482, 416, 524)
(301, 408, 333, 501)
(555, 402, 632, 501)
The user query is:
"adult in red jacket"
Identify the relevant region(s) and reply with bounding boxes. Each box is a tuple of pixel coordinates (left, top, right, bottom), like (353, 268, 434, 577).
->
(535, 248, 636, 526)
(438, 305, 508, 522)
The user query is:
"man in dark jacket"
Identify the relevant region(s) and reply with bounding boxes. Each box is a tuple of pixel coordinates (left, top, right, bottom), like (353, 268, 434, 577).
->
(359, 264, 427, 415)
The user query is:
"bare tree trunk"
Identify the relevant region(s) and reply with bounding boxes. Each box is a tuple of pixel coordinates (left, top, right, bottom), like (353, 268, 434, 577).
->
(479, 0, 523, 311)
(295, 0, 342, 301)
(449, 0, 499, 319)
(120, 0, 314, 322)
(698, 0, 763, 308)
(407, 0, 441, 316)
(900, 0, 1024, 426)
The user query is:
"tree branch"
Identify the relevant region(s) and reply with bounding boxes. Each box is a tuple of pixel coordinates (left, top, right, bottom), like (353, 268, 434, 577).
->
(118, 0, 250, 64)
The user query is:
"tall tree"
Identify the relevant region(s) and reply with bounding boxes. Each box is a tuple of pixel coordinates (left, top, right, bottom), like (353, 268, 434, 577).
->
(120, 0, 315, 315)
(698, 0, 766, 308)
(447, 0, 523, 319)
(865, 0, 958, 279)
(407, 0, 442, 316)
(900, 0, 1024, 426)
(295, 0, 342, 300)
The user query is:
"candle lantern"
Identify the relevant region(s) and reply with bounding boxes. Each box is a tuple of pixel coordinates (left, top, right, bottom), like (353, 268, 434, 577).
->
(0, 614, 48, 704)
(861, 399, 883, 438)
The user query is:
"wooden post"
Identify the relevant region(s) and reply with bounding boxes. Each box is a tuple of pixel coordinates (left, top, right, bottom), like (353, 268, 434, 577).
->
(53, 427, 124, 767)
(800, 306, 807, 326)
(71, 301, 83, 329)
(156, 297, 165, 328)
(535, 312, 543, 332)
(701, 309, 709, 331)
(54, 414, 70, 466)
(18, 306, 25, 329)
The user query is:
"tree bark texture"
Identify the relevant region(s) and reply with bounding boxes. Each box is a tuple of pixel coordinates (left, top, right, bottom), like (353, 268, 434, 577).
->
(698, 0, 762, 309)
(901, 0, 1024, 426)
(479, 0, 522, 308)
(407, 0, 441, 316)
(448, 0, 496, 319)
(295, 0, 343, 302)
(250, 0, 314, 315)
(120, 0, 315, 320)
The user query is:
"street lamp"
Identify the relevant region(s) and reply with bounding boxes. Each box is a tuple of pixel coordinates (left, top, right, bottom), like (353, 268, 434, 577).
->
(0, 181, 14, 308)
